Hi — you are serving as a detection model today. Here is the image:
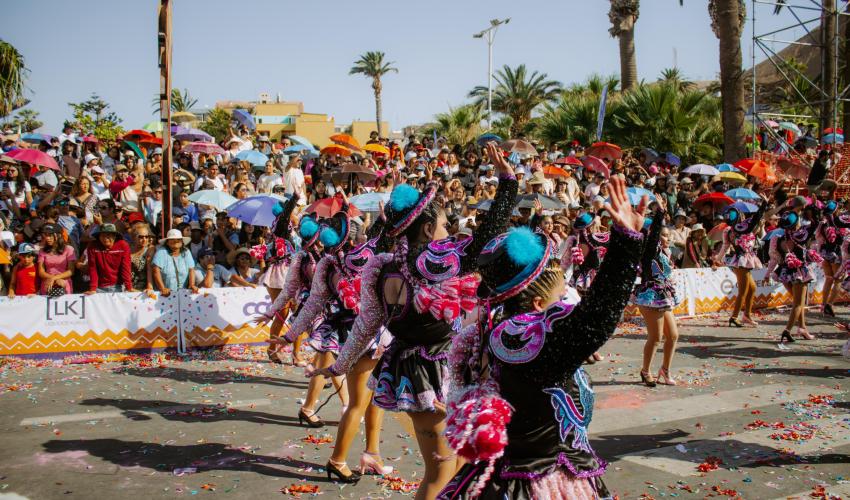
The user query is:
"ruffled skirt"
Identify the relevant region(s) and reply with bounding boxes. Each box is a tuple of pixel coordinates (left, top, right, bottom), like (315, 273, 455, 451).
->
(307, 318, 351, 354)
(260, 260, 288, 289)
(774, 264, 814, 285)
(368, 339, 450, 413)
(819, 248, 842, 264)
(438, 461, 610, 500)
(725, 252, 762, 270)
(631, 280, 679, 310)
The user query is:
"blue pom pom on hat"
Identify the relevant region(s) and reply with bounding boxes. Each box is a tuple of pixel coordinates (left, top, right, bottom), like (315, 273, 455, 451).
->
(504, 226, 545, 266)
(299, 217, 319, 238)
(319, 226, 341, 247)
(390, 184, 420, 212)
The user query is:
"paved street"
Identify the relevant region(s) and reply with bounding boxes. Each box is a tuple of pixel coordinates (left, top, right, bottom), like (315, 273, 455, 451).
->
(0, 308, 848, 499)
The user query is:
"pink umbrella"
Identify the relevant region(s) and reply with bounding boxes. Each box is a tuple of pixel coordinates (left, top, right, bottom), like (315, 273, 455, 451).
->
(181, 141, 225, 155)
(580, 155, 610, 178)
(4, 148, 60, 171)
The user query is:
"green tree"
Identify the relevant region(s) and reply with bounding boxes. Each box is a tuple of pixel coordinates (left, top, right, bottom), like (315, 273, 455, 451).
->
(538, 93, 623, 146)
(431, 103, 486, 147)
(0, 39, 29, 117)
(349, 51, 398, 138)
(200, 108, 232, 143)
(658, 67, 696, 91)
(468, 64, 562, 137)
(151, 88, 199, 113)
(609, 0, 640, 91)
(69, 93, 124, 141)
(8, 108, 42, 132)
(565, 73, 620, 97)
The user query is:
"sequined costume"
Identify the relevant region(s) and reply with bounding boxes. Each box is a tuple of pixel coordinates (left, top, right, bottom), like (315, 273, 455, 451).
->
(632, 211, 680, 310)
(438, 226, 644, 500)
(267, 248, 319, 323)
(715, 202, 765, 269)
(815, 212, 850, 264)
(767, 221, 819, 285)
(565, 230, 609, 294)
(260, 195, 298, 289)
(329, 177, 519, 413)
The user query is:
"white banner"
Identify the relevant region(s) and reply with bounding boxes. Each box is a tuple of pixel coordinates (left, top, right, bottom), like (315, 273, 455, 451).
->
(179, 287, 272, 347)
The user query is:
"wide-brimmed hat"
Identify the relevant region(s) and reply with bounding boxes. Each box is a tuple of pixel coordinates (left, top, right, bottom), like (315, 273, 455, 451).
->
(94, 223, 121, 237)
(477, 227, 553, 303)
(384, 183, 437, 238)
(691, 223, 705, 233)
(527, 171, 546, 185)
(298, 213, 322, 247)
(159, 228, 190, 245)
(227, 247, 256, 266)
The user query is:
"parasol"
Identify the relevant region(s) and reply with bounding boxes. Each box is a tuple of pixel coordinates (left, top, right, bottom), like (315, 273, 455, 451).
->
(694, 192, 734, 209)
(330, 133, 363, 152)
(500, 139, 537, 156)
(586, 141, 622, 161)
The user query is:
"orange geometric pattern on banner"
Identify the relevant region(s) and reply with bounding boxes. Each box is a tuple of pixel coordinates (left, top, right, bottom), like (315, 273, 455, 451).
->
(185, 324, 274, 348)
(0, 328, 178, 355)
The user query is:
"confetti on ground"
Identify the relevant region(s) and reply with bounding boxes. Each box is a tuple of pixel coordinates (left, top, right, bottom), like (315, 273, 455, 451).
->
(697, 456, 723, 473)
(378, 474, 420, 494)
(300, 434, 333, 445)
(280, 483, 320, 497)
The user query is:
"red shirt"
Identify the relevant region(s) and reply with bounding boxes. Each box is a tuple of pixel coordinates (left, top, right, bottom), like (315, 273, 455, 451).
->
(14, 263, 39, 296)
(86, 239, 132, 291)
(108, 175, 135, 198)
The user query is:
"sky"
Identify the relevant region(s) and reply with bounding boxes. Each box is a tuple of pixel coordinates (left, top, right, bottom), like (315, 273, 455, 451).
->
(5, 0, 801, 134)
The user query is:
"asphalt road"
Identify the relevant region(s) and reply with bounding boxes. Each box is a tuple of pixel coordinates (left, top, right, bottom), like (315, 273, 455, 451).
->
(0, 307, 848, 499)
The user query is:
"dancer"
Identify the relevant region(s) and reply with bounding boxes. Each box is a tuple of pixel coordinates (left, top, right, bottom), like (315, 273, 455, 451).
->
(634, 203, 680, 387)
(814, 199, 846, 317)
(283, 205, 393, 482)
(258, 209, 324, 365)
(313, 142, 518, 499)
(563, 212, 609, 295)
(714, 197, 767, 327)
(767, 211, 820, 345)
(258, 194, 298, 363)
(438, 176, 647, 499)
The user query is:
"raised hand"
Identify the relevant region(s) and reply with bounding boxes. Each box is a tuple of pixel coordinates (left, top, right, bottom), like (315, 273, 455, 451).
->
(485, 142, 515, 178)
(604, 175, 647, 233)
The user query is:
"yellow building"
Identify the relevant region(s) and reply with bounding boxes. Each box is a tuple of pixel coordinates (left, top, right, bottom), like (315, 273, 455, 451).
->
(350, 120, 390, 145)
(214, 98, 336, 147)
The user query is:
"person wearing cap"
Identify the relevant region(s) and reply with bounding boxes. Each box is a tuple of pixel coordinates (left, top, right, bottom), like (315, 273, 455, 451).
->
(152, 228, 197, 296)
(8, 242, 39, 298)
(439, 175, 647, 499)
(669, 210, 690, 264)
(193, 247, 232, 288)
(37, 223, 76, 295)
(478, 164, 498, 187)
(681, 223, 710, 268)
(88, 164, 111, 200)
(85, 223, 134, 294)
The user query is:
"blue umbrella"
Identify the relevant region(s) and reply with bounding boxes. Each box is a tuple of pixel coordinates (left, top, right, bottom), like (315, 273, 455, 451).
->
(232, 109, 255, 131)
(763, 228, 785, 241)
(625, 187, 656, 206)
(21, 133, 54, 144)
(349, 192, 391, 212)
(727, 201, 758, 213)
(472, 199, 494, 211)
(225, 194, 290, 227)
(725, 188, 760, 201)
(235, 150, 269, 167)
(641, 148, 659, 162)
(283, 144, 316, 154)
(661, 152, 681, 166)
(286, 135, 313, 147)
(823, 133, 844, 144)
(476, 133, 503, 146)
(716, 163, 740, 172)
(188, 189, 238, 211)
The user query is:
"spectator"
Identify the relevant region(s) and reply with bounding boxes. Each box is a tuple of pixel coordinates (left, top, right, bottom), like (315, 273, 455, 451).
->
(129, 224, 155, 292)
(226, 247, 260, 287)
(669, 210, 690, 264)
(1, 163, 33, 214)
(257, 160, 283, 193)
(8, 243, 38, 298)
(283, 156, 306, 203)
(194, 247, 232, 288)
(89, 165, 111, 200)
(152, 228, 197, 296)
(187, 221, 207, 260)
(37, 223, 76, 296)
(193, 162, 225, 191)
(86, 223, 133, 294)
(681, 224, 711, 268)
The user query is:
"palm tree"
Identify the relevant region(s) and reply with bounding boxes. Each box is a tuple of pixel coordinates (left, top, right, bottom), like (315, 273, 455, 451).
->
(538, 94, 616, 146)
(609, 0, 640, 92)
(349, 51, 398, 138)
(468, 64, 562, 137)
(151, 88, 198, 113)
(0, 40, 28, 117)
(708, 0, 747, 161)
(432, 103, 486, 146)
(658, 67, 696, 91)
(565, 74, 620, 97)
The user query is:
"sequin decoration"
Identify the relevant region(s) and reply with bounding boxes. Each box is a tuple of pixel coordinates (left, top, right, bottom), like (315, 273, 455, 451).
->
(543, 368, 594, 453)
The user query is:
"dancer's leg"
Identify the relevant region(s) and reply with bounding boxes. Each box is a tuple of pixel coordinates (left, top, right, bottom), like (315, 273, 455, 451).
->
(822, 261, 835, 308)
(410, 411, 456, 500)
(660, 310, 680, 371)
(784, 283, 804, 331)
(640, 306, 663, 373)
(743, 271, 757, 317)
(329, 356, 379, 464)
(731, 268, 747, 319)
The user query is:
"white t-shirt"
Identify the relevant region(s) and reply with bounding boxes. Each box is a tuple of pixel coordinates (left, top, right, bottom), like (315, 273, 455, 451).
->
(584, 182, 602, 200)
(282, 168, 305, 204)
(1, 180, 30, 211)
(194, 175, 226, 192)
(257, 173, 283, 193)
(478, 174, 498, 186)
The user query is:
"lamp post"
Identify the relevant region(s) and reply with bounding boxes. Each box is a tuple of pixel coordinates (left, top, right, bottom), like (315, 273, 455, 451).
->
(473, 18, 510, 130)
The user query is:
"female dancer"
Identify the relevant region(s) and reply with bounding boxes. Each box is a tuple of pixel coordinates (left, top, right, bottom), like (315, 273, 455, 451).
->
(438, 176, 647, 499)
(259, 209, 324, 364)
(259, 194, 298, 363)
(767, 211, 819, 345)
(313, 142, 518, 499)
(634, 204, 680, 386)
(815, 199, 845, 317)
(714, 197, 767, 327)
(563, 212, 609, 295)
(281, 207, 393, 481)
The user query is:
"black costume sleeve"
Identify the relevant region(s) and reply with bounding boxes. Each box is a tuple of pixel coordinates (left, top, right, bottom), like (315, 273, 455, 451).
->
(526, 226, 644, 386)
(272, 195, 298, 239)
(734, 201, 766, 235)
(460, 176, 518, 273)
(640, 210, 664, 282)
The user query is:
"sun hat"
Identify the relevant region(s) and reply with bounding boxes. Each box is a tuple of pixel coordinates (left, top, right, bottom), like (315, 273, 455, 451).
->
(527, 171, 546, 185)
(83, 153, 98, 165)
(90, 165, 105, 174)
(674, 210, 687, 219)
(94, 223, 121, 237)
(159, 228, 190, 246)
(189, 221, 205, 232)
(114, 164, 128, 172)
(476, 226, 553, 302)
(226, 247, 256, 266)
(691, 223, 705, 232)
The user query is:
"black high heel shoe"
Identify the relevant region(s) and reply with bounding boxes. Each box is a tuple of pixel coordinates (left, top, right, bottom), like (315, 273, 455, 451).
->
(298, 408, 324, 428)
(326, 461, 361, 483)
(823, 304, 836, 317)
(728, 317, 743, 328)
(640, 370, 657, 387)
(780, 330, 795, 344)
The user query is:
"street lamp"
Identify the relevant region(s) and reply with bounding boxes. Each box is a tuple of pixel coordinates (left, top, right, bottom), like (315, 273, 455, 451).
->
(473, 18, 510, 130)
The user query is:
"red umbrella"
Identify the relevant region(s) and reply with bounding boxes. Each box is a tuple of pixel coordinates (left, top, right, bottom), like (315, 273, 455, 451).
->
(747, 162, 778, 184)
(139, 137, 163, 147)
(733, 158, 768, 174)
(580, 155, 610, 178)
(181, 141, 225, 155)
(81, 135, 98, 144)
(122, 129, 155, 142)
(554, 156, 582, 167)
(4, 148, 60, 171)
(306, 197, 362, 218)
(542, 165, 570, 178)
(694, 192, 734, 209)
(776, 157, 810, 180)
(586, 141, 622, 161)
(329, 133, 363, 152)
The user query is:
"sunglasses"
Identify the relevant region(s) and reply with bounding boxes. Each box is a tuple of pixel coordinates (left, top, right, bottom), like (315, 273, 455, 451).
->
(138, 235, 153, 239)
